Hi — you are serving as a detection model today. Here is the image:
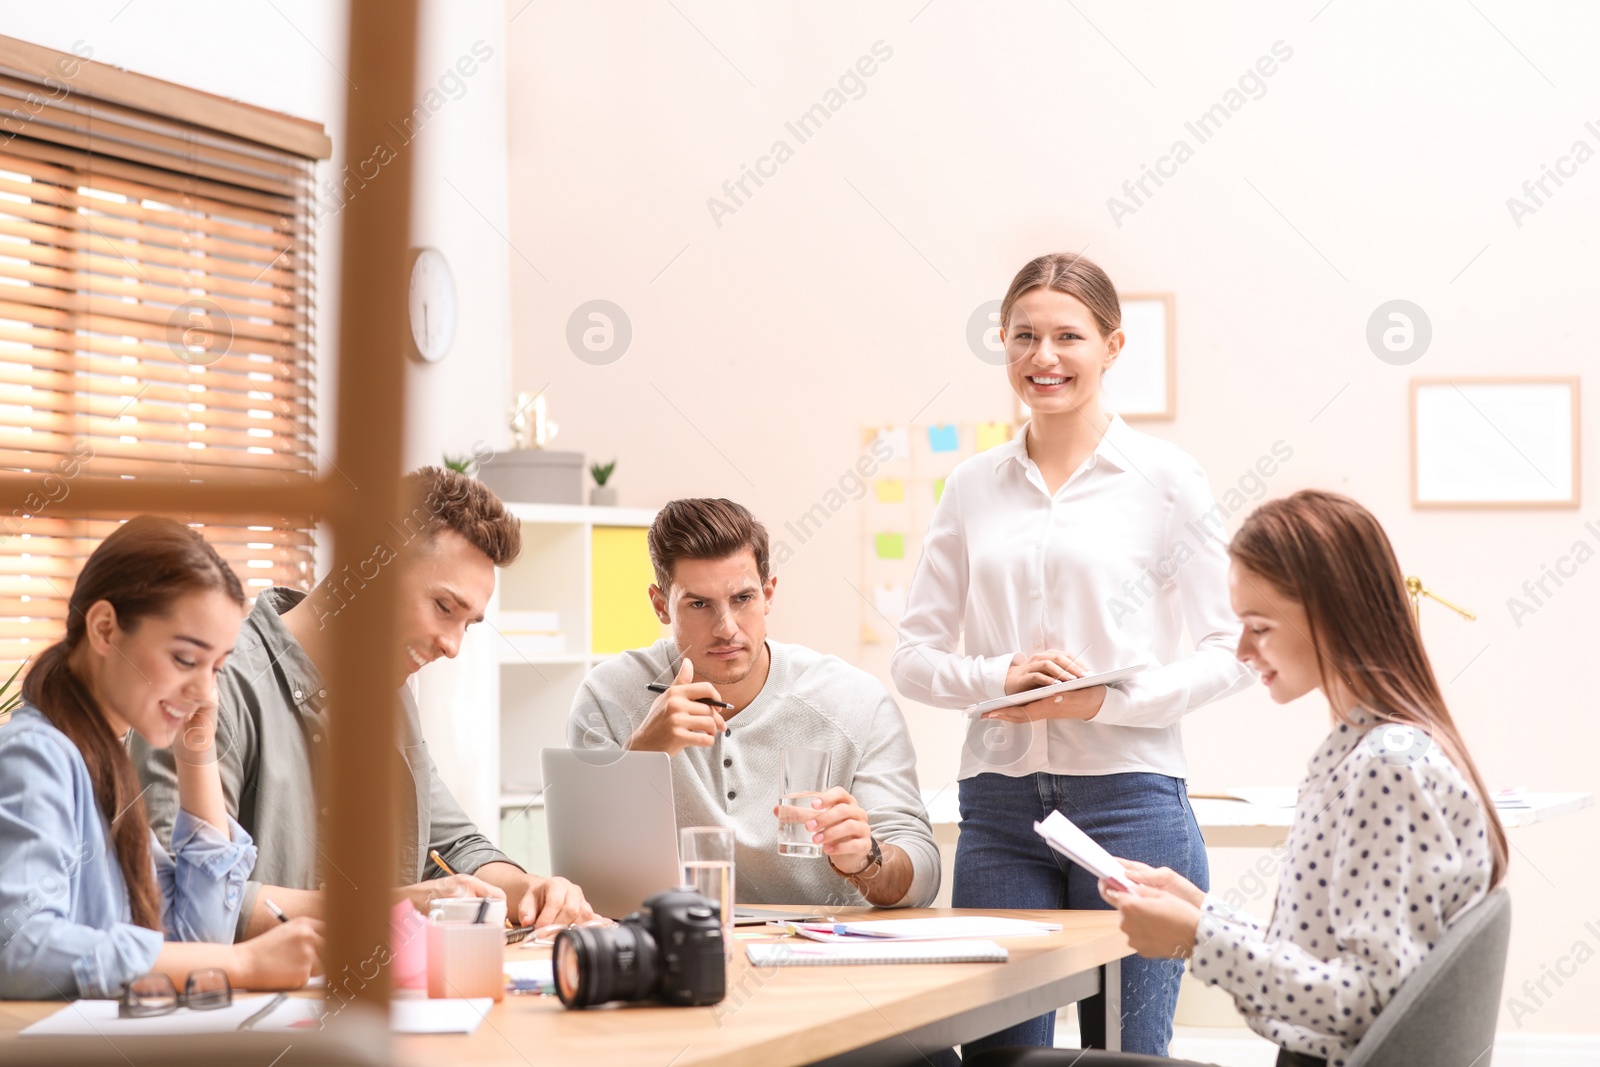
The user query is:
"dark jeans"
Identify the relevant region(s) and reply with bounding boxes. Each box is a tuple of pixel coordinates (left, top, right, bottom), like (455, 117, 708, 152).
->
(952, 771, 1209, 1057)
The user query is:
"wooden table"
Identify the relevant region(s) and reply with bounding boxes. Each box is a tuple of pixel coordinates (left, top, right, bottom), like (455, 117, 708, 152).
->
(0, 908, 1130, 1067)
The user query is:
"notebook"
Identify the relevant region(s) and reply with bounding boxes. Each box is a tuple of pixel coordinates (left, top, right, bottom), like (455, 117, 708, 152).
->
(788, 916, 1060, 943)
(963, 664, 1147, 716)
(747, 940, 1008, 967)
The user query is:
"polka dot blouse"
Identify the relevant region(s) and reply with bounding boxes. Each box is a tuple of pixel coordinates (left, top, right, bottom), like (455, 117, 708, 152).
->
(1188, 705, 1493, 1066)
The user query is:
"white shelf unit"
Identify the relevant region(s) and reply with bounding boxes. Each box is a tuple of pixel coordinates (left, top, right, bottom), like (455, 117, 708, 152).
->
(492, 502, 659, 873)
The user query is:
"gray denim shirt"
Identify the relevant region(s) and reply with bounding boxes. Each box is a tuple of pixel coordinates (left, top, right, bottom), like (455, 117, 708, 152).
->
(131, 587, 513, 940)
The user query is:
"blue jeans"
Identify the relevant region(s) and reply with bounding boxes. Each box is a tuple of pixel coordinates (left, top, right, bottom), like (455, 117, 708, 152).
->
(953, 771, 1208, 1057)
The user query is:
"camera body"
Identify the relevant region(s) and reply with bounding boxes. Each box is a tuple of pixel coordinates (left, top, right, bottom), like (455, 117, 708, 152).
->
(554, 888, 725, 1008)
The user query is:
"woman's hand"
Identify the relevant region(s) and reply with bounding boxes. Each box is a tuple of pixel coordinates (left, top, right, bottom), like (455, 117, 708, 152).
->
(1003, 650, 1088, 695)
(231, 916, 324, 989)
(1098, 880, 1201, 960)
(983, 685, 1105, 723)
(173, 699, 221, 767)
(1114, 858, 1205, 909)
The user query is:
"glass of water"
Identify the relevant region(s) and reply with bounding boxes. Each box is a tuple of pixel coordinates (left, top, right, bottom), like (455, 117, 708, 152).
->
(680, 825, 735, 960)
(777, 747, 832, 859)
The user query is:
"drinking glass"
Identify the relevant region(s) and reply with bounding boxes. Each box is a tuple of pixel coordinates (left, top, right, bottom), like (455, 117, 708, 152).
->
(680, 825, 736, 959)
(777, 747, 831, 859)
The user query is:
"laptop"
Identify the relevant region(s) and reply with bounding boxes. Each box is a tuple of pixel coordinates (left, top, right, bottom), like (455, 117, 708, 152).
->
(539, 748, 828, 925)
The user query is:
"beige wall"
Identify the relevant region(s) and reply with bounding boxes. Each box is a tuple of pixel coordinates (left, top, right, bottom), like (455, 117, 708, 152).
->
(507, 3, 1599, 1034)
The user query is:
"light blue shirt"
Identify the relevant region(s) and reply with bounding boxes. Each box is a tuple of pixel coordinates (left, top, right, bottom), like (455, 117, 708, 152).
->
(0, 705, 257, 999)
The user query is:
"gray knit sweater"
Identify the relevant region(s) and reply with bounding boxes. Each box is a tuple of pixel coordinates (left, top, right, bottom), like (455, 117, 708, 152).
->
(568, 639, 939, 908)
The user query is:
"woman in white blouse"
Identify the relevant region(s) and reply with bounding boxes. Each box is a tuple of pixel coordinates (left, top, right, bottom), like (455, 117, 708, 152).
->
(1014, 490, 1507, 1067)
(891, 253, 1252, 1056)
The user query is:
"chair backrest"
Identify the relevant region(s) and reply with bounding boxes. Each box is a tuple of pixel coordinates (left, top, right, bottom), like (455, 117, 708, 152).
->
(1345, 886, 1511, 1067)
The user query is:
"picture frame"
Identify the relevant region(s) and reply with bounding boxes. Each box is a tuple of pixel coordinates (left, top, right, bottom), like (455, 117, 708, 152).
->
(1410, 377, 1580, 509)
(1013, 292, 1176, 423)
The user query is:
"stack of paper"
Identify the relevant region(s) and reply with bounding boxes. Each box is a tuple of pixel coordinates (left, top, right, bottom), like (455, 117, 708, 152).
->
(747, 940, 1008, 967)
(1033, 810, 1132, 891)
(789, 916, 1060, 943)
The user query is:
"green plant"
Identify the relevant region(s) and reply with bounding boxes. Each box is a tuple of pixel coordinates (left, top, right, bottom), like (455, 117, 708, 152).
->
(442, 452, 474, 474)
(0, 658, 27, 724)
(590, 459, 617, 487)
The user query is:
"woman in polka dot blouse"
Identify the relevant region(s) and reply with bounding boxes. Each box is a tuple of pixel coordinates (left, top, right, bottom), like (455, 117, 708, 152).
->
(1097, 491, 1508, 1067)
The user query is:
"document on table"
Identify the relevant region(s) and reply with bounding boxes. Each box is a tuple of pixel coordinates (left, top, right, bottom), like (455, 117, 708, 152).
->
(390, 996, 493, 1034)
(747, 939, 1009, 966)
(21, 995, 322, 1037)
(788, 916, 1061, 943)
(1033, 809, 1132, 892)
(25, 995, 493, 1036)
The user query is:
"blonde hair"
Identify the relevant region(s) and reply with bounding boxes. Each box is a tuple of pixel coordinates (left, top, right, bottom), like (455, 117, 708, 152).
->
(1000, 253, 1121, 339)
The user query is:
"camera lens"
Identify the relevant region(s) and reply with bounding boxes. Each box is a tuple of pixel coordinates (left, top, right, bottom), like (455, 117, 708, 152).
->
(553, 924, 659, 1008)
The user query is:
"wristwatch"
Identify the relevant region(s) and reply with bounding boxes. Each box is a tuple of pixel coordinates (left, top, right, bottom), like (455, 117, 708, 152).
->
(829, 835, 884, 884)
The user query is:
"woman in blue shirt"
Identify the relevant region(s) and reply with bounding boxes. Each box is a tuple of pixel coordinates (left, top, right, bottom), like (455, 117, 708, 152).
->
(0, 516, 321, 999)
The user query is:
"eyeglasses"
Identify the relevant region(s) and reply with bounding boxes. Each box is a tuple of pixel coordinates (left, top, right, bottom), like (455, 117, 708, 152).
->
(119, 969, 233, 1018)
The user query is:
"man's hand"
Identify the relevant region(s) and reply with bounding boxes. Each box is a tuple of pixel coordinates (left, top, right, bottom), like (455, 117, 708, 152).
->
(627, 658, 726, 756)
(1098, 880, 1201, 959)
(982, 684, 1105, 723)
(507, 873, 595, 928)
(1003, 650, 1087, 695)
(396, 873, 503, 915)
(773, 786, 873, 873)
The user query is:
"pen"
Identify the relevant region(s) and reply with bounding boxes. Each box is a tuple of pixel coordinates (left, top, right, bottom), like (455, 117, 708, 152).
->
(646, 682, 734, 710)
(474, 898, 490, 924)
(263, 897, 289, 924)
(237, 992, 288, 1031)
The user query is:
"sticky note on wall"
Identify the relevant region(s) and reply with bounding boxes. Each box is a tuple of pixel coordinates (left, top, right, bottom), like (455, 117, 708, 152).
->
(874, 533, 905, 560)
(875, 479, 905, 503)
(927, 424, 958, 453)
(933, 478, 945, 503)
(976, 421, 1011, 451)
(591, 526, 664, 655)
(874, 426, 909, 461)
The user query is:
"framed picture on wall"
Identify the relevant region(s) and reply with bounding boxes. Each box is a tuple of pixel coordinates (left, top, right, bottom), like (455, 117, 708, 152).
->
(1410, 377, 1581, 508)
(1013, 292, 1176, 423)
(1105, 293, 1175, 420)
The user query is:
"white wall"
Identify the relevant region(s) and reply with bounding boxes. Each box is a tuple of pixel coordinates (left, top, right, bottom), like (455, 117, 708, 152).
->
(505, 1, 1600, 1036)
(7, 0, 514, 831)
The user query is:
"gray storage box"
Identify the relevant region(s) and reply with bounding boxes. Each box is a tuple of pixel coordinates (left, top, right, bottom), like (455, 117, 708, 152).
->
(476, 449, 584, 505)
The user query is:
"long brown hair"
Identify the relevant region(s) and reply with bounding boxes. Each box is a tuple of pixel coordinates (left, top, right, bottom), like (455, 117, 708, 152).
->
(1000, 253, 1122, 338)
(21, 516, 245, 930)
(1230, 490, 1508, 886)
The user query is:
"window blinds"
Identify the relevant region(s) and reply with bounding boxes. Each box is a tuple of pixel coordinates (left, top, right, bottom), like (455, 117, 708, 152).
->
(0, 44, 322, 662)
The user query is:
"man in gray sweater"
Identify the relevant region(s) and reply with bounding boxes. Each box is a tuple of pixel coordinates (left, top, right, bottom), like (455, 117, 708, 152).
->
(568, 498, 938, 909)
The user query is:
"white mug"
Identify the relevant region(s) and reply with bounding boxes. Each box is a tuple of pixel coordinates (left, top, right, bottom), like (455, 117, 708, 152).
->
(428, 896, 507, 927)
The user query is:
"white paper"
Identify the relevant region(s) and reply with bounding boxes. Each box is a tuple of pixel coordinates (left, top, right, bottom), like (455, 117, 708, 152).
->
(746, 939, 1008, 966)
(21, 995, 321, 1037)
(389, 996, 494, 1034)
(873, 583, 907, 618)
(874, 426, 910, 461)
(1034, 810, 1132, 890)
(792, 916, 1060, 943)
(963, 664, 1147, 717)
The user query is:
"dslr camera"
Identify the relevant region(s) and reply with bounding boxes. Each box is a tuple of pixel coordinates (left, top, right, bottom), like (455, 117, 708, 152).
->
(553, 888, 725, 1008)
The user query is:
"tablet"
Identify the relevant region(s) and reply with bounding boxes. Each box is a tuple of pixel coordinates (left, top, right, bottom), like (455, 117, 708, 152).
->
(962, 663, 1147, 717)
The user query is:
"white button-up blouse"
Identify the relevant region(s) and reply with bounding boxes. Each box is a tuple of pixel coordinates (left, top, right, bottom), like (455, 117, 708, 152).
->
(1190, 706, 1494, 1065)
(890, 417, 1253, 780)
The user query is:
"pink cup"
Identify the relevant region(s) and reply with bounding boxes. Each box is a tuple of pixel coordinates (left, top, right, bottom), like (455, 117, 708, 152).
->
(426, 918, 505, 1001)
